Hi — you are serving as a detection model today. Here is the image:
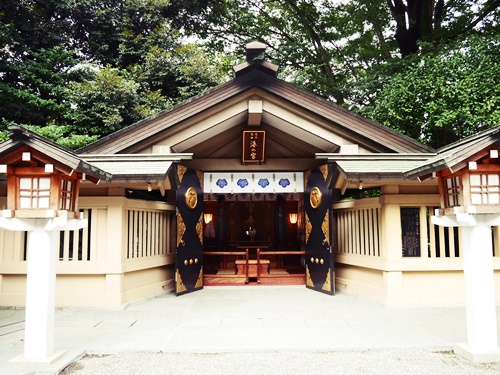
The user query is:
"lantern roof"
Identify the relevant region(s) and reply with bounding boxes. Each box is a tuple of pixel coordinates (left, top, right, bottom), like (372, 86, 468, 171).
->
(0, 125, 112, 183)
(404, 126, 500, 180)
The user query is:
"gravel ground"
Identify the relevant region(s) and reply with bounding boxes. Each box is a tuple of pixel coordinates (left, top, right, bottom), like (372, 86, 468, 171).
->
(60, 349, 500, 375)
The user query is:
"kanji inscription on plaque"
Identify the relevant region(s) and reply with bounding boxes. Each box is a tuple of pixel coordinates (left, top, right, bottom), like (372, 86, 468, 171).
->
(242, 130, 266, 164)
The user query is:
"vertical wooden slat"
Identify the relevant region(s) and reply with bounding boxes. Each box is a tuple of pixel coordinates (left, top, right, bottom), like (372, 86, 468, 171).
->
(428, 211, 437, 258)
(338, 212, 343, 253)
(149, 211, 153, 256)
(343, 211, 347, 254)
(72, 229, 79, 261)
(355, 210, 360, 254)
(351, 210, 357, 254)
(339, 212, 343, 254)
(356, 210, 365, 255)
(80, 209, 89, 261)
(357, 209, 365, 255)
(145, 211, 150, 257)
(134, 210, 139, 258)
(352, 210, 357, 255)
(127, 210, 133, 258)
(138, 211, 144, 258)
(438, 226, 446, 258)
(346, 211, 351, 254)
(363, 209, 369, 256)
(369, 209, 374, 256)
(162, 212, 166, 255)
(159, 212, 164, 255)
(343, 211, 348, 254)
(154, 212, 158, 256)
(144, 211, 149, 257)
(419, 207, 428, 258)
(351, 210, 356, 254)
(340, 212, 345, 253)
(374, 207, 380, 257)
(166, 211, 170, 254)
(150, 212, 154, 256)
(152, 212, 155, 256)
(458, 227, 463, 258)
(155, 212, 159, 256)
(368, 208, 374, 256)
(62, 230, 70, 261)
(448, 225, 456, 258)
(81, 224, 89, 262)
(493, 226, 500, 257)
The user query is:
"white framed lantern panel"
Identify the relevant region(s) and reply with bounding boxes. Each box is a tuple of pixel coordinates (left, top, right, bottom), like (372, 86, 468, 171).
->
(204, 172, 304, 194)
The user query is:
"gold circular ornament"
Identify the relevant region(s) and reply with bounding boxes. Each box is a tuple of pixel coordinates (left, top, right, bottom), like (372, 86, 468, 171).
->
(194, 258, 198, 264)
(315, 258, 319, 264)
(185, 187, 198, 209)
(310, 187, 322, 209)
(184, 260, 188, 266)
(310, 257, 314, 263)
(189, 259, 194, 265)
(320, 259, 324, 265)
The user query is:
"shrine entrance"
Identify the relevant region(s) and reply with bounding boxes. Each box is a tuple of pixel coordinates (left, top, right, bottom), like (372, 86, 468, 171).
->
(202, 192, 306, 285)
(200, 168, 334, 291)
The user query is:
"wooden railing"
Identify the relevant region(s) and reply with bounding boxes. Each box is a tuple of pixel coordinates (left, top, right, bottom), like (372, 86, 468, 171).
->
(126, 209, 172, 259)
(334, 206, 381, 257)
(58, 209, 92, 261)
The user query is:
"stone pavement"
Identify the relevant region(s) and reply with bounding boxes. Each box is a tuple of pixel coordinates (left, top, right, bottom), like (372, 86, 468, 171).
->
(1, 286, 500, 374)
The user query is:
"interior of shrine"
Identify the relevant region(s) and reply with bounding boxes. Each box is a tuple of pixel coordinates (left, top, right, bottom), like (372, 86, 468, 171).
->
(202, 193, 305, 284)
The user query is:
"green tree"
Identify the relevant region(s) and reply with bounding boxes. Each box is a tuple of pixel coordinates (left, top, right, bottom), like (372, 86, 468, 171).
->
(0, 46, 82, 128)
(0, 0, 228, 147)
(361, 33, 500, 148)
(195, 0, 500, 146)
(69, 66, 144, 136)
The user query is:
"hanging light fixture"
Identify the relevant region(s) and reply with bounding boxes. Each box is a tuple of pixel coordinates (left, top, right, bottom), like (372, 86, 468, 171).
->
(203, 213, 213, 224)
(289, 213, 298, 224)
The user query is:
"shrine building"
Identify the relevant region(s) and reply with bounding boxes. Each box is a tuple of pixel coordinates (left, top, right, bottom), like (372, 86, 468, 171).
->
(0, 42, 499, 306)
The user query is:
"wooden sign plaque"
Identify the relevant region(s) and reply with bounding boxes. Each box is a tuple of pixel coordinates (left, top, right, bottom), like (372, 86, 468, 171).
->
(242, 131, 266, 164)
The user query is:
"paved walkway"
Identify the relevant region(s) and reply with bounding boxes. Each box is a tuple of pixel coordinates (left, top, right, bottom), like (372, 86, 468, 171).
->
(1, 286, 500, 374)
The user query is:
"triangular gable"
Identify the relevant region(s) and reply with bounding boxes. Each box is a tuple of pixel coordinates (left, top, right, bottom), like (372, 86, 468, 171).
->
(78, 63, 433, 157)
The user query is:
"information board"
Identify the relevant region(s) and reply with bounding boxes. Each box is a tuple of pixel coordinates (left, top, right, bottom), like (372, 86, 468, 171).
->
(401, 207, 420, 257)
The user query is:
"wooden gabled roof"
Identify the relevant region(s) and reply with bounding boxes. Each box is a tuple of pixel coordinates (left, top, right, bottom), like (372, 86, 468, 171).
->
(77, 61, 434, 157)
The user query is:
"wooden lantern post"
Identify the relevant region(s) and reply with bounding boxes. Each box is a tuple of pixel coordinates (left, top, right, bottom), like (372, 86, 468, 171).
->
(432, 155, 500, 362)
(0, 146, 92, 364)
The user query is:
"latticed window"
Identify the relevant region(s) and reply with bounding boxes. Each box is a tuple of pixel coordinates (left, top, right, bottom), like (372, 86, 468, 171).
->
(470, 173, 500, 205)
(445, 176, 461, 208)
(60, 178, 74, 211)
(18, 177, 51, 209)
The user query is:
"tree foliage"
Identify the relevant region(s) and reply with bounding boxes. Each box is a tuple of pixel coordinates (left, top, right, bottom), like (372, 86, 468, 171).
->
(0, 0, 228, 147)
(1, 0, 499, 149)
(361, 33, 500, 148)
(195, 0, 500, 146)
